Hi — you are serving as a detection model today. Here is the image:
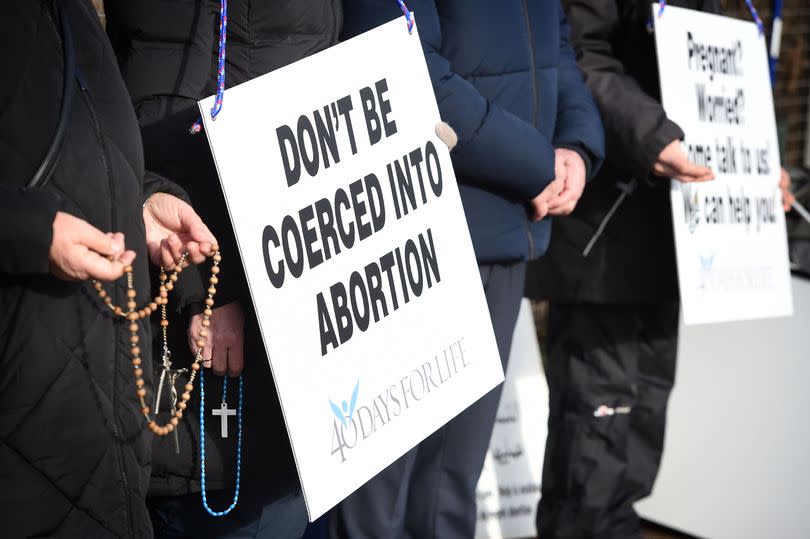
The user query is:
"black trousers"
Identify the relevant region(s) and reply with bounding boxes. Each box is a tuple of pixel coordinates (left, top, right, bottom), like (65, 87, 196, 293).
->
(537, 302, 679, 539)
(330, 262, 526, 539)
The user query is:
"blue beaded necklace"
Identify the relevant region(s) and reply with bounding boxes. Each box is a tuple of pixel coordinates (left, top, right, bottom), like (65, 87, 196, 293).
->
(199, 369, 243, 517)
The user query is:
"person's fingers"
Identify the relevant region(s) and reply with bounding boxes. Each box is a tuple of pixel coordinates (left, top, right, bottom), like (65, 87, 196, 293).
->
(435, 121, 458, 151)
(190, 223, 215, 257)
(548, 187, 577, 210)
(227, 335, 244, 378)
(554, 160, 567, 183)
(652, 161, 672, 177)
(178, 204, 216, 249)
(657, 159, 714, 183)
(212, 347, 227, 376)
(533, 199, 549, 222)
(553, 177, 566, 195)
(77, 220, 125, 258)
(676, 171, 714, 183)
(780, 168, 791, 188)
(118, 250, 137, 267)
(158, 241, 174, 270)
(188, 316, 201, 358)
(185, 242, 206, 265)
(203, 337, 214, 362)
(672, 156, 706, 178)
(783, 190, 796, 212)
(168, 234, 185, 264)
(545, 180, 576, 210)
(82, 250, 129, 281)
(563, 199, 578, 215)
(666, 151, 714, 182)
(110, 232, 126, 256)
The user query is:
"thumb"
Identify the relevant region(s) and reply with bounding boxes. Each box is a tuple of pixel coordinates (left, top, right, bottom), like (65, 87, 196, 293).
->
(77, 220, 125, 257)
(435, 121, 458, 151)
(676, 158, 713, 182)
(555, 159, 567, 181)
(178, 203, 216, 247)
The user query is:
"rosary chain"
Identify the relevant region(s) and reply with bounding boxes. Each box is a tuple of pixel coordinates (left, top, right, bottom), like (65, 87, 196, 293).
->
(92, 246, 221, 437)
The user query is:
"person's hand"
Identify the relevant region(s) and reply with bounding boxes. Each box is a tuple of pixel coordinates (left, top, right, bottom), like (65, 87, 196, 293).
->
(653, 139, 715, 183)
(548, 148, 587, 216)
(189, 301, 245, 377)
(780, 167, 795, 212)
(48, 211, 136, 281)
(436, 121, 458, 151)
(530, 160, 566, 222)
(143, 193, 217, 268)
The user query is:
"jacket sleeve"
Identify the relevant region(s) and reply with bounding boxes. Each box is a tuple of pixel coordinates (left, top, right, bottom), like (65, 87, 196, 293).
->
(418, 1, 557, 200)
(565, 0, 683, 180)
(344, 0, 556, 200)
(552, 5, 606, 180)
(0, 186, 60, 276)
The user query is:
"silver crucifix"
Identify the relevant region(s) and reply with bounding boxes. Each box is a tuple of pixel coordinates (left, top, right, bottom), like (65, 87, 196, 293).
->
(212, 402, 236, 438)
(154, 349, 187, 453)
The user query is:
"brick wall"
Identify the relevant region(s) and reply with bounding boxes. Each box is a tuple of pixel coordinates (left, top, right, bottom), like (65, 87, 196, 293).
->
(723, 0, 810, 167)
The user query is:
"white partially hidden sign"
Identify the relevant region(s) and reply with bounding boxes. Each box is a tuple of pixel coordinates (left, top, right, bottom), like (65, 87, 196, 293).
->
(475, 300, 548, 539)
(200, 16, 503, 520)
(653, 5, 793, 324)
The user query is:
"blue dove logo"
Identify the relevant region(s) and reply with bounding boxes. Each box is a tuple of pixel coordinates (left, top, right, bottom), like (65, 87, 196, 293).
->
(699, 253, 715, 271)
(682, 185, 700, 234)
(330, 381, 359, 427)
(698, 252, 715, 289)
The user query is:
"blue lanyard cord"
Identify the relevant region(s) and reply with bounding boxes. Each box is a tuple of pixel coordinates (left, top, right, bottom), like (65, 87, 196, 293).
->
(199, 369, 243, 517)
(743, 0, 765, 36)
(396, 0, 414, 33)
(190, 0, 229, 134)
(650, 1, 764, 35)
(192, 0, 409, 135)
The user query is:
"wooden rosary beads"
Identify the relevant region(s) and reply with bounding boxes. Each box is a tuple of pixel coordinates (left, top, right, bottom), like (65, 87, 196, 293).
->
(92, 246, 221, 436)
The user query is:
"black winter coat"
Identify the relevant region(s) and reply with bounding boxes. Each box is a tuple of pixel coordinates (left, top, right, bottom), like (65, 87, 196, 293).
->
(0, 1, 196, 537)
(105, 0, 342, 501)
(527, 0, 720, 304)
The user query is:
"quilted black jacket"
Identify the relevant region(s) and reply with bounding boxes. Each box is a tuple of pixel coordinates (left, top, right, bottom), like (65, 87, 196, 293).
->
(0, 1, 196, 536)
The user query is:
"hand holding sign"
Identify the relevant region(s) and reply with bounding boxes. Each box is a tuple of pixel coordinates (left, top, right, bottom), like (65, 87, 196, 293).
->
(652, 139, 715, 183)
(780, 168, 795, 212)
(653, 5, 792, 324)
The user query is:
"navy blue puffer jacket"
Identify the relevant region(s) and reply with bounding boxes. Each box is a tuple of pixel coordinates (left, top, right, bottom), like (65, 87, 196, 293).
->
(343, 0, 605, 262)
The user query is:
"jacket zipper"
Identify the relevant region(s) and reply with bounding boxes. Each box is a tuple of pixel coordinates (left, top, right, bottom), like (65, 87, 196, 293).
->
(522, 0, 539, 128)
(331, 0, 343, 45)
(522, 0, 539, 259)
(76, 71, 135, 539)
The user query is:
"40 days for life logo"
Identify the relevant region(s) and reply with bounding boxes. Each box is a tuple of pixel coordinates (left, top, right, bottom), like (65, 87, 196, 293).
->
(328, 337, 471, 463)
(329, 379, 409, 464)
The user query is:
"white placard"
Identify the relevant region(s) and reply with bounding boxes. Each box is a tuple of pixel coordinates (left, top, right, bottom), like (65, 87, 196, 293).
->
(475, 300, 548, 539)
(653, 5, 793, 324)
(200, 16, 503, 520)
